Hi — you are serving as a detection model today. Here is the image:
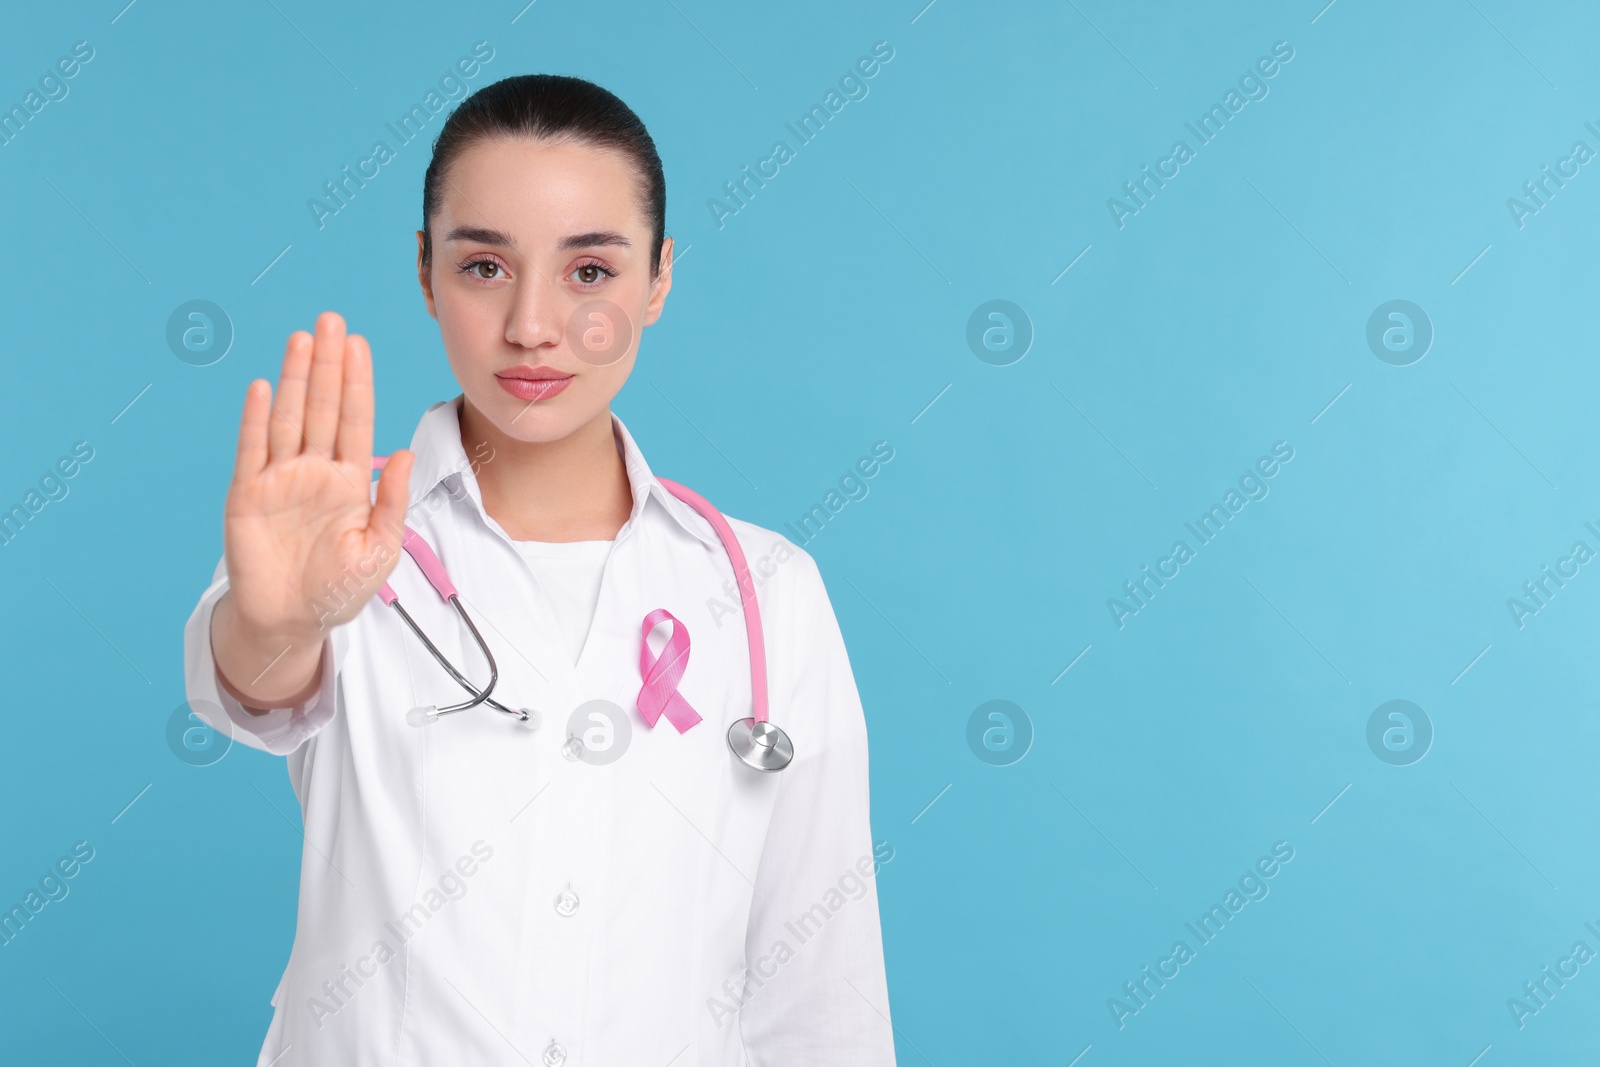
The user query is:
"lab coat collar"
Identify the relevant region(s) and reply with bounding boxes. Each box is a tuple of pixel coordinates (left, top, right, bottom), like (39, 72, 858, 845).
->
(401, 395, 722, 551)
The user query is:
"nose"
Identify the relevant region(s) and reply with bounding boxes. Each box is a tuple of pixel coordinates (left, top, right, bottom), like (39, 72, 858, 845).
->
(504, 272, 566, 350)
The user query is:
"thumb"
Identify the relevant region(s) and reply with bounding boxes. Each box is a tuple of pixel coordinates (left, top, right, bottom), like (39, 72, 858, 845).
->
(370, 448, 414, 546)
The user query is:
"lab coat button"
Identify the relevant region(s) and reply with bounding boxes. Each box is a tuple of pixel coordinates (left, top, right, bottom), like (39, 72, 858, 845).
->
(554, 889, 580, 916)
(542, 1040, 567, 1066)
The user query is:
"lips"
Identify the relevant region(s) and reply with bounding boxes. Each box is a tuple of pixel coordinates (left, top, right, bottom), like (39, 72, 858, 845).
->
(498, 365, 570, 381)
(496, 367, 574, 403)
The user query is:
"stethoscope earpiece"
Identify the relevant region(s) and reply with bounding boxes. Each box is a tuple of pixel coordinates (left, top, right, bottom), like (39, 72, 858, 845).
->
(727, 717, 793, 772)
(408, 704, 539, 729)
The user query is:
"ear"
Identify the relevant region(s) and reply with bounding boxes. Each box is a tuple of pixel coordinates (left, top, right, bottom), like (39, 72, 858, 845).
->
(416, 230, 438, 320)
(641, 235, 674, 328)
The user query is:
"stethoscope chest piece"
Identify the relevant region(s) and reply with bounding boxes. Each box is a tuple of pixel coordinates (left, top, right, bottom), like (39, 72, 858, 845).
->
(727, 718, 793, 772)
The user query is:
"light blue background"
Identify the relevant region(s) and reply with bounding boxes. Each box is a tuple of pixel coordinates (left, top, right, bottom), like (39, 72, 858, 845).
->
(2, 0, 1597, 1063)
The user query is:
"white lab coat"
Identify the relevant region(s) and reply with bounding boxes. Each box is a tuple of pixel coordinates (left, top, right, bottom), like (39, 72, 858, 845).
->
(182, 396, 897, 1066)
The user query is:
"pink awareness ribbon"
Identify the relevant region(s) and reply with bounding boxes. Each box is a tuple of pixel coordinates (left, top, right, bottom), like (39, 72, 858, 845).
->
(636, 608, 702, 733)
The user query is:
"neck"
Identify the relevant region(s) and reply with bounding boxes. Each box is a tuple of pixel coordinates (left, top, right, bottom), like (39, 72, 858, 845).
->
(458, 399, 634, 542)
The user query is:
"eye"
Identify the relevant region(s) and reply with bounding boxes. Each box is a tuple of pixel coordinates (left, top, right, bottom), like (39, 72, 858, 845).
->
(456, 257, 506, 282)
(571, 260, 619, 288)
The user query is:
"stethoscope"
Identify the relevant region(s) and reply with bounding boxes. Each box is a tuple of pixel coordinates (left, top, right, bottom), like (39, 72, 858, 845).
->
(371, 455, 794, 772)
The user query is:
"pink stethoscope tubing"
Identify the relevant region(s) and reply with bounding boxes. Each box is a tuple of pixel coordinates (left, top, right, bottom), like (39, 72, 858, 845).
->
(369, 456, 787, 768)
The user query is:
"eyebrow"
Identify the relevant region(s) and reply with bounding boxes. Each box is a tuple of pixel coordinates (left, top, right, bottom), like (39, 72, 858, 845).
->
(444, 226, 633, 252)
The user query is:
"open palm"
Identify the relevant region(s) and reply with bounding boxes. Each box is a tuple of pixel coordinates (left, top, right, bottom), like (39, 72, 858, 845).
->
(223, 312, 413, 641)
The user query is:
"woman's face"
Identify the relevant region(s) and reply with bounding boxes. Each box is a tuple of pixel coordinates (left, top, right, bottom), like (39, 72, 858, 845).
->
(417, 136, 671, 444)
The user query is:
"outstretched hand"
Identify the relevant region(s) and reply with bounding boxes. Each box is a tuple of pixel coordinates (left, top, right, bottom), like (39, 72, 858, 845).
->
(222, 311, 413, 643)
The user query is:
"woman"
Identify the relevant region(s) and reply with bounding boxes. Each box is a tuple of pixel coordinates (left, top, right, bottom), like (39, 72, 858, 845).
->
(183, 74, 895, 1066)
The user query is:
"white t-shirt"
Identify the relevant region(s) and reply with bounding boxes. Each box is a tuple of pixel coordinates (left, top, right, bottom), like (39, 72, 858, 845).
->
(507, 537, 613, 664)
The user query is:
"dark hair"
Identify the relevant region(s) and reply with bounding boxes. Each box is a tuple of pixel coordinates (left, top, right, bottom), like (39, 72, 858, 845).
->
(420, 74, 666, 277)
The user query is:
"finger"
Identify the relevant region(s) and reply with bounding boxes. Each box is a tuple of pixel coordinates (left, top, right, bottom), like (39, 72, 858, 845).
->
(335, 333, 374, 467)
(268, 330, 314, 462)
(368, 448, 414, 545)
(233, 379, 271, 482)
(302, 311, 347, 457)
